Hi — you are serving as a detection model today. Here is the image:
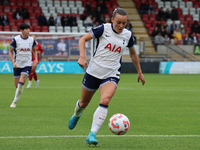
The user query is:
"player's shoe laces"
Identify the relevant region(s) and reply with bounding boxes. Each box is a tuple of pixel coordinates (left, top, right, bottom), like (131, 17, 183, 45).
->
(36, 80, 40, 88)
(27, 81, 32, 88)
(10, 102, 16, 108)
(68, 113, 82, 130)
(86, 132, 98, 146)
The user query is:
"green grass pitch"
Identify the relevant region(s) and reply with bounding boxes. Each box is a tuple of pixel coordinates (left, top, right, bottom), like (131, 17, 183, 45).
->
(0, 73, 200, 150)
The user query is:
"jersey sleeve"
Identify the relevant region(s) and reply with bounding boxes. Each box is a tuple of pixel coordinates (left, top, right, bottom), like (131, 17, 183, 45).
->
(38, 43, 44, 54)
(127, 34, 134, 48)
(89, 24, 104, 39)
(10, 38, 16, 49)
(33, 39, 37, 48)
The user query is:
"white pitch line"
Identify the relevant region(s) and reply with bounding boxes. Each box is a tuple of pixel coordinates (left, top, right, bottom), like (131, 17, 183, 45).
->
(0, 135, 200, 139)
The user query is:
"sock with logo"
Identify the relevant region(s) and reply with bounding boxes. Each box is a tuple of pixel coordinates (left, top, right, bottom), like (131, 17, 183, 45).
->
(90, 104, 108, 134)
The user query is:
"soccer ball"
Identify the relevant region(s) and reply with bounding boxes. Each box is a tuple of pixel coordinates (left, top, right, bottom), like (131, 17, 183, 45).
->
(108, 113, 130, 135)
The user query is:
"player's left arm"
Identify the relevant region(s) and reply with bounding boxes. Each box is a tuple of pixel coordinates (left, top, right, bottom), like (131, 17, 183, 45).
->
(128, 33, 145, 85)
(38, 43, 44, 54)
(129, 47, 145, 85)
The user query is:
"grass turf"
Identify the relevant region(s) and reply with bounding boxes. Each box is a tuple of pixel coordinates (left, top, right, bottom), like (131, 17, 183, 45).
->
(0, 74, 200, 150)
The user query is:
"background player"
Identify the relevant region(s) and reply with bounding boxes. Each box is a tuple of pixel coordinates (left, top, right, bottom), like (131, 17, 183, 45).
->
(27, 35, 44, 89)
(9, 23, 37, 108)
(68, 8, 145, 145)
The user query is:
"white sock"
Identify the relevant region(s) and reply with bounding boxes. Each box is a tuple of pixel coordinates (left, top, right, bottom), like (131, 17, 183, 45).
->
(74, 100, 85, 117)
(13, 82, 24, 103)
(91, 105, 108, 135)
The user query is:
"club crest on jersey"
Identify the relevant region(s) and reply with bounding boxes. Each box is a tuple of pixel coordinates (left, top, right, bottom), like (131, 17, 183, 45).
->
(104, 43, 121, 53)
(20, 48, 31, 52)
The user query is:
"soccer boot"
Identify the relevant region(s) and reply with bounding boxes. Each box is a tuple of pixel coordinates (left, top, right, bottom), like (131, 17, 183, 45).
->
(68, 113, 82, 130)
(36, 80, 40, 88)
(85, 132, 98, 146)
(27, 81, 32, 88)
(10, 102, 16, 108)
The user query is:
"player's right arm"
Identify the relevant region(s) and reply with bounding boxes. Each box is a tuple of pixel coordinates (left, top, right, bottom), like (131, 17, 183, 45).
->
(78, 32, 93, 69)
(9, 45, 17, 68)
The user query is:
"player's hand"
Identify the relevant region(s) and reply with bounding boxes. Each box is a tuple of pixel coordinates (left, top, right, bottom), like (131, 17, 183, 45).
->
(78, 57, 88, 69)
(13, 63, 17, 68)
(137, 72, 145, 85)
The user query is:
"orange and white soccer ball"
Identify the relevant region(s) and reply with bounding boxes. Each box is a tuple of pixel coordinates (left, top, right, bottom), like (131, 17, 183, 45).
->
(108, 113, 130, 135)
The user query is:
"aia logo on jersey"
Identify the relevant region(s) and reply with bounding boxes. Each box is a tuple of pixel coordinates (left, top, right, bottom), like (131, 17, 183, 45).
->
(20, 48, 31, 52)
(104, 43, 121, 53)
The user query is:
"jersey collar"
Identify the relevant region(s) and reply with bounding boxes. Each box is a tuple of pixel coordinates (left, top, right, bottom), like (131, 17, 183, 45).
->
(111, 23, 119, 34)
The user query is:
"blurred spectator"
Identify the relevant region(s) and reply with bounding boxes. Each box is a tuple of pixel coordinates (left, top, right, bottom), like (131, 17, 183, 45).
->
(172, 28, 182, 44)
(1, 0, 9, 5)
(140, 0, 148, 15)
(157, 7, 165, 20)
(80, 8, 90, 21)
(132, 32, 137, 44)
(191, 20, 199, 33)
(125, 19, 132, 31)
(61, 14, 70, 27)
(13, 8, 22, 19)
(21, 6, 29, 19)
(179, 21, 185, 34)
(161, 25, 167, 37)
(163, 34, 170, 44)
(55, 12, 62, 26)
(170, 20, 177, 33)
(148, 1, 155, 15)
(69, 13, 77, 26)
(104, 16, 110, 23)
(191, 32, 199, 44)
(163, 22, 170, 32)
(183, 34, 192, 45)
(165, 8, 171, 21)
(38, 13, 48, 26)
(98, 14, 105, 24)
(154, 33, 164, 51)
(48, 14, 55, 26)
(152, 26, 159, 37)
(98, 0, 108, 14)
(171, 7, 178, 20)
(85, 1, 92, 13)
(96, 6, 103, 22)
(84, 15, 93, 27)
(2, 13, 9, 25)
(156, 21, 162, 31)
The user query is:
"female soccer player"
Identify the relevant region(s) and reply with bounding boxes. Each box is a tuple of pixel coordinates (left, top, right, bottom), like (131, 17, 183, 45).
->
(9, 23, 38, 108)
(68, 8, 145, 145)
(27, 35, 44, 89)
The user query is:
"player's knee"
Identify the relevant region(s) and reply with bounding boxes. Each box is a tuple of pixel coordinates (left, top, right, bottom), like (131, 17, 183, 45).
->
(100, 97, 111, 106)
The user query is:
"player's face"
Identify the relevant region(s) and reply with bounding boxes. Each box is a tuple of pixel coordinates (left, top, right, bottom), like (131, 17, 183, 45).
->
(22, 28, 30, 37)
(112, 13, 127, 33)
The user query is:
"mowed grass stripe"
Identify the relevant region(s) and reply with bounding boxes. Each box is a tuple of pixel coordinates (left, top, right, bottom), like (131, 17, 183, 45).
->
(1, 135, 200, 139)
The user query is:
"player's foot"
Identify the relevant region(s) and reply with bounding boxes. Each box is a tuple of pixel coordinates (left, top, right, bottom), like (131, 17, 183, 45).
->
(86, 132, 98, 146)
(68, 113, 82, 130)
(27, 81, 32, 88)
(36, 80, 40, 88)
(10, 102, 16, 108)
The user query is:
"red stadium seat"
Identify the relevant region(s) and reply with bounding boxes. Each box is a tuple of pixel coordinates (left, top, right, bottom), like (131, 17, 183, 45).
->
(11, 26, 18, 31)
(24, 19, 31, 25)
(3, 25, 10, 31)
(4, 6, 10, 13)
(145, 23, 152, 29)
(0, 25, 3, 31)
(34, 26, 41, 32)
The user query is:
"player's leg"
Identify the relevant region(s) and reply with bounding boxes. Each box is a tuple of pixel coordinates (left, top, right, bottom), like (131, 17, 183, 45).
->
(86, 78, 118, 145)
(68, 86, 95, 130)
(68, 73, 98, 130)
(11, 67, 31, 108)
(27, 70, 33, 88)
(32, 69, 40, 88)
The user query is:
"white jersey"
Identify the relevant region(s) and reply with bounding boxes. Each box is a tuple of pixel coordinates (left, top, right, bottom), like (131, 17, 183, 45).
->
(10, 35, 36, 68)
(87, 23, 134, 79)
